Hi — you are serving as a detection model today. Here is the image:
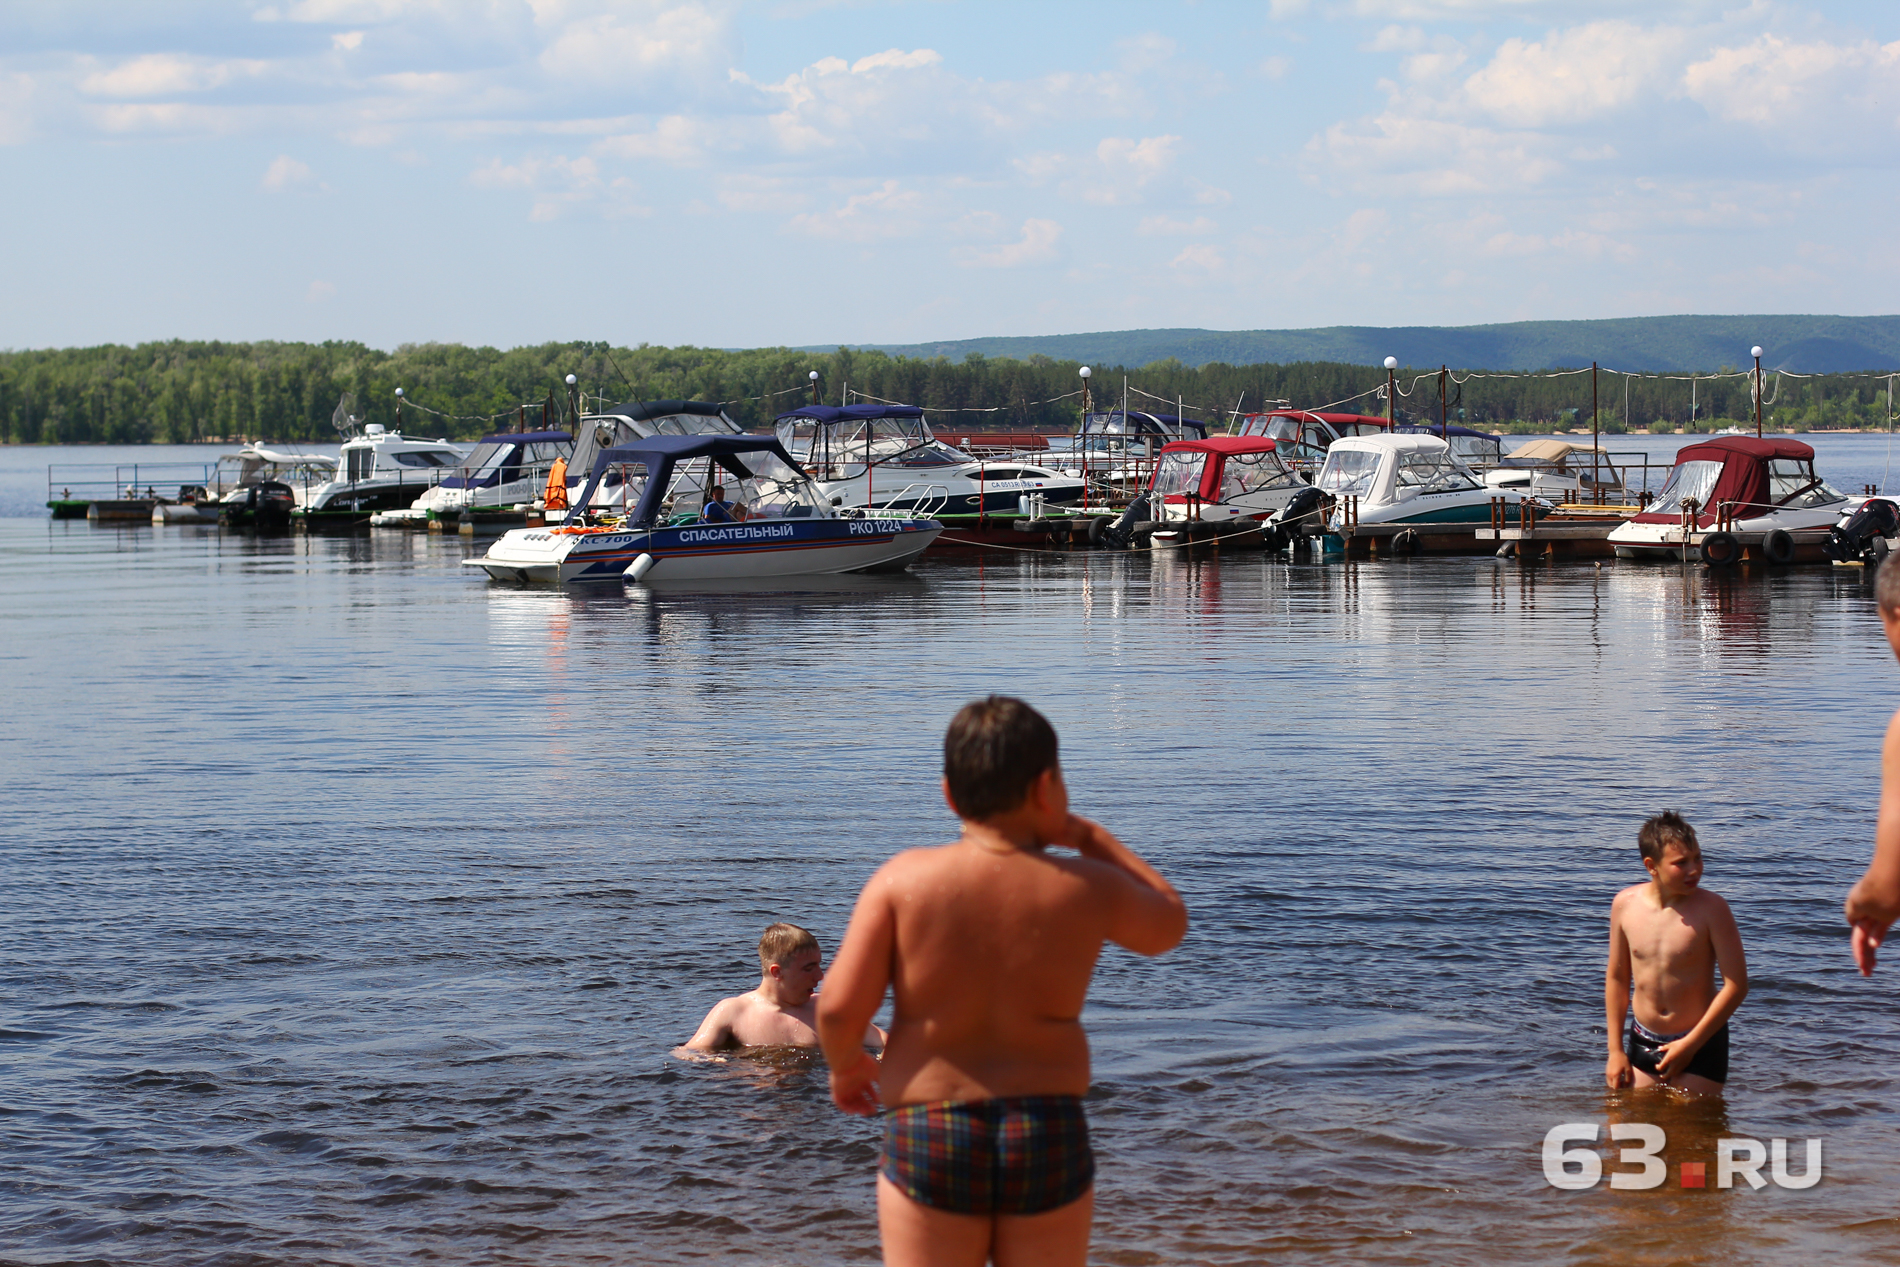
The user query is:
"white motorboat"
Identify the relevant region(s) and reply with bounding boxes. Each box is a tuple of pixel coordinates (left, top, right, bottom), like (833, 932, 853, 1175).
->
(375, 428, 572, 524)
(775, 404, 1082, 514)
(1608, 437, 1853, 562)
(302, 425, 467, 514)
(1231, 410, 1393, 471)
(1316, 433, 1548, 530)
(466, 434, 939, 584)
(204, 444, 339, 512)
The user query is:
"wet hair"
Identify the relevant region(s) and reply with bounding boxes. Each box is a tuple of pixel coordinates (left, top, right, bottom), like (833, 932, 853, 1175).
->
(943, 695, 1059, 821)
(1878, 550, 1900, 614)
(757, 922, 818, 969)
(1638, 811, 1699, 864)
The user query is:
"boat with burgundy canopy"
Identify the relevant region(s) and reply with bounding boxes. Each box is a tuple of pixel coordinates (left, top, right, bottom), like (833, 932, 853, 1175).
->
(1606, 436, 1853, 563)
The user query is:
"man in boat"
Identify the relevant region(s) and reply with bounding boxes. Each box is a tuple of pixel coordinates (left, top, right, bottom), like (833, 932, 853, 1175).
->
(701, 483, 748, 523)
(1847, 552, 1900, 972)
(678, 923, 883, 1053)
(1604, 811, 1748, 1095)
(817, 697, 1188, 1267)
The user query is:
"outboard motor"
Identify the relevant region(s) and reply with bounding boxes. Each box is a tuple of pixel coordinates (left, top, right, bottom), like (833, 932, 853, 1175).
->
(1098, 492, 1151, 549)
(254, 480, 296, 534)
(1264, 486, 1328, 548)
(1825, 498, 1899, 565)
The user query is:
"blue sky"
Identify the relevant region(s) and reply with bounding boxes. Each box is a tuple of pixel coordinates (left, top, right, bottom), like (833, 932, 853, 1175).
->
(2, 1, 1896, 350)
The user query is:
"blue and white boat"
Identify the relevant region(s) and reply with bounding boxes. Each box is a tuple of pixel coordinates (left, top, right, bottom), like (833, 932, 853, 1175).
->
(465, 434, 941, 584)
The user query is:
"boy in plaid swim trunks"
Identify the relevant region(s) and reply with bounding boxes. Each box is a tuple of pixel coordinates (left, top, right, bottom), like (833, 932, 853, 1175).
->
(818, 697, 1188, 1266)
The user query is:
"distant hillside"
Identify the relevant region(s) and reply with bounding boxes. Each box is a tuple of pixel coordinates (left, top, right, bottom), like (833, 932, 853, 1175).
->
(804, 315, 1900, 374)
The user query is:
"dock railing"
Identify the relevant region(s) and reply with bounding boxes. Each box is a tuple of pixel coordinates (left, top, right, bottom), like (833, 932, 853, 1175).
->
(48, 461, 220, 505)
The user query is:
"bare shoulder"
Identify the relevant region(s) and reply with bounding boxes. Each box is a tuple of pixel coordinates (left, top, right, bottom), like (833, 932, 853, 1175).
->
(1610, 883, 1648, 915)
(1688, 887, 1738, 925)
(868, 843, 959, 888)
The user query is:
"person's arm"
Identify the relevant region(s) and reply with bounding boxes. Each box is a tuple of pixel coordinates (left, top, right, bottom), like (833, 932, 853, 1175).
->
(675, 998, 738, 1055)
(1604, 899, 1634, 1089)
(817, 865, 898, 1115)
(1654, 897, 1749, 1079)
(1059, 816, 1188, 956)
(1846, 709, 1900, 974)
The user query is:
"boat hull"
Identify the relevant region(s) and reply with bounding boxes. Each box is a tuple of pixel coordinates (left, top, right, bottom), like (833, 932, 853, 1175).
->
(467, 517, 942, 584)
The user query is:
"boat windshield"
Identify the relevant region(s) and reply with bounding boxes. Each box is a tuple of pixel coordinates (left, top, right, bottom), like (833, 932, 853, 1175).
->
(455, 442, 518, 487)
(1648, 459, 1724, 516)
(716, 451, 829, 519)
(1152, 451, 1207, 498)
(1220, 449, 1299, 498)
(1447, 435, 1501, 466)
(1317, 448, 1382, 497)
(1768, 458, 1846, 509)
(1396, 449, 1481, 493)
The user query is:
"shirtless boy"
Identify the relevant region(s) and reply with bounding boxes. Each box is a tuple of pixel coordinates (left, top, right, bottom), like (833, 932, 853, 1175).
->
(817, 696, 1188, 1267)
(1845, 551, 1900, 974)
(1605, 811, 1749, 1095)
(680, 923, 883, 1053)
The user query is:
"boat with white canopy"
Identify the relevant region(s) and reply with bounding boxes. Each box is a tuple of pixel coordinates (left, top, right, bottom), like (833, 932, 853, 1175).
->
(1316, 433, 1547, 530)
(775, 404, 1081, 514)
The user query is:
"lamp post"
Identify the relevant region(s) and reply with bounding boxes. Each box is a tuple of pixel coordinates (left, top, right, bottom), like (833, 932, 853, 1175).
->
(394, 386, 403, 429)
(565, 373, 578, 431)
(809, 369, 820, 406)
(1751, 346, 1764, 439)
(1383, 356, 1397, 427)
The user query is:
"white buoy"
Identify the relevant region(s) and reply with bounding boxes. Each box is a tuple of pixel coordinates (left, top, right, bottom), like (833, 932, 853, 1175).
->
(625, 553, 656, 583)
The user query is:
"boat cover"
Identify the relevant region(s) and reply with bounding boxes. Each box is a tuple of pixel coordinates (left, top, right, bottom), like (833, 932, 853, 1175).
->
(472, 429, 572, 445)
(598, 400, 731, 422)
(1156, 437, 1283, 501)
(776, 404, 926, 423)
(1632, 436, 1816, 526)
(577, 434, 809, 526)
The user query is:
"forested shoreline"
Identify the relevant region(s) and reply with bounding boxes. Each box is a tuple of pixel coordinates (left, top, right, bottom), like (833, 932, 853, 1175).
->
(2, 339, 1894, 445)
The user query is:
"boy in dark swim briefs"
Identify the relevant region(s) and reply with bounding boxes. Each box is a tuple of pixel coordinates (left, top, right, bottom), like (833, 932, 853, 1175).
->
(1605, 811, 1749, 1096)
(818, 697, 1188, 1267)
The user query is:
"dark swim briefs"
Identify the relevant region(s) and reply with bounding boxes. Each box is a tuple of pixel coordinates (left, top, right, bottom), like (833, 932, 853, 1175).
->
(880, 1095, 1094, 1215)
(1627, 1018, 1729, 1084)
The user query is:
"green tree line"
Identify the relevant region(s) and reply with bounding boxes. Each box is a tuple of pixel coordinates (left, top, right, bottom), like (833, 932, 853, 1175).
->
(2, 339, 1896, 444)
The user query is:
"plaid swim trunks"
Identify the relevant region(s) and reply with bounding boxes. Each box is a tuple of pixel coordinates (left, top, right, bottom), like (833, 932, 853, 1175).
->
(880, 1095, 1094, 1215)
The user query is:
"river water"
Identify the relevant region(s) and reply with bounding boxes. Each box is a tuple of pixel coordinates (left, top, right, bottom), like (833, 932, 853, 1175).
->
(4, 438, 1900, 1266)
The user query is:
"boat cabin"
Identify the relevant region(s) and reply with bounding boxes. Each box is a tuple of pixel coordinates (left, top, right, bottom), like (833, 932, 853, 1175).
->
(1150, 438, 1305, 508)
(1630, 436, 1846, 528)
(571, 400, 743, 477)
(1484, 438, 1629, 500)
(1316, 433, 1484, 504)
(1065, 410, 1209, 460)
(775, 404, 970, 479)
(571, 434, 832, 527)
(438, 430, 571, 492)
(1233, 411, 1393, 466)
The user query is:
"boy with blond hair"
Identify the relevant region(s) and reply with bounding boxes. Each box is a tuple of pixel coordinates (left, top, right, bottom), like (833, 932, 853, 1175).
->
(1847, 551, 1900, 972)
(680, 922, 883, 1053)
(817, 696, 1188, 1267)
(1605, 811, 1749, 1095)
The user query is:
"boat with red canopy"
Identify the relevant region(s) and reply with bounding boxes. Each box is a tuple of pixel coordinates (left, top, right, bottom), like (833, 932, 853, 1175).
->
(1607, 436, 1852, 562)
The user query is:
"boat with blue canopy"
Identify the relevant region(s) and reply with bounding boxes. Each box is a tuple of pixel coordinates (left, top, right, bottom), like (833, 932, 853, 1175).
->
(465, 434, 941, 584)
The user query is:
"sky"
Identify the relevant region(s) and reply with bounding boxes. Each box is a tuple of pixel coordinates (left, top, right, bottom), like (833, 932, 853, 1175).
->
(2, 0, 1897, 351)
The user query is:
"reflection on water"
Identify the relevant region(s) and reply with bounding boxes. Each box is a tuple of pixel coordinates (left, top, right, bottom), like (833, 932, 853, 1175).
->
(2, 520, 1899, 1265)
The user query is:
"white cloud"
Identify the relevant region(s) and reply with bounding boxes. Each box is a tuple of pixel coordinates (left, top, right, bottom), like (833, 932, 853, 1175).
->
(1461, 22, 1681, 126)
(1170, 243, 1225, 272)
(962, 218, 1062, 268)
(538, 6, 732, 83)
(1684, 34, 1900, 144)
(788, 180, 929, 241)
(79, 54, 267, 98)
(262, 154, 314, 190)
(332, 31, 364, 51)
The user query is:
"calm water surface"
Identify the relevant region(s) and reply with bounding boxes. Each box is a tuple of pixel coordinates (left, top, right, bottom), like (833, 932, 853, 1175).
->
(4, 439, 1900, 1266)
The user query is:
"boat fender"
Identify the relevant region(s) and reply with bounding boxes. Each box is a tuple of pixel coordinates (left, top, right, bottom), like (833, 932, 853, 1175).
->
(1087, 515, 1109, 547)
(625, 553, 657, 583)
(1701, 531, 1740, 567)
(1762, 529, 1796, 566)
(1392, 528, 1421, 555)
(1496, 541, 1516, 558)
